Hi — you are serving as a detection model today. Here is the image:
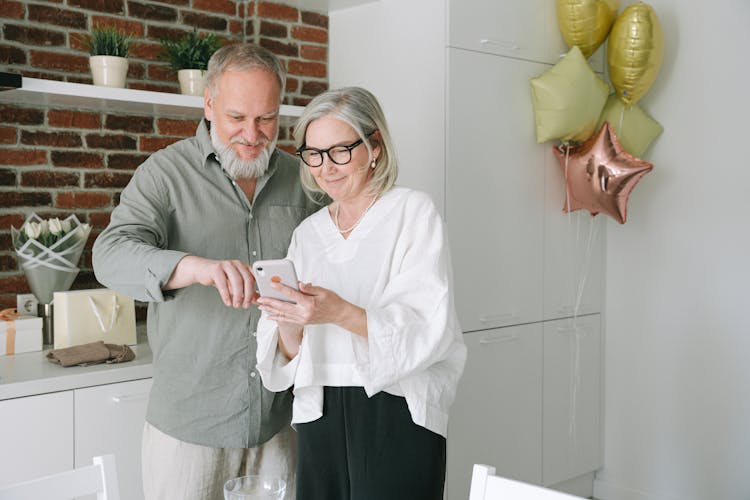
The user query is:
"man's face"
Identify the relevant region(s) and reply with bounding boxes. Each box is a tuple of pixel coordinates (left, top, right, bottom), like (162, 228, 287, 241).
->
(204, 68, 281, 162)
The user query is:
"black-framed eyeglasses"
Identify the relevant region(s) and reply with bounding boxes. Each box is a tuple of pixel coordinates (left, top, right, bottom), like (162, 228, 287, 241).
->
(296, 131, 375, 168)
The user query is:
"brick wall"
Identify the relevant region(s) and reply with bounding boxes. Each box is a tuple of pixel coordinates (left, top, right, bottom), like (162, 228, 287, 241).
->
(0, 1, 328, 310)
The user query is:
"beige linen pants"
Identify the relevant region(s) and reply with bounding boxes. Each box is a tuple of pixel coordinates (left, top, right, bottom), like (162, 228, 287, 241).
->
(142, 422, 297, 500)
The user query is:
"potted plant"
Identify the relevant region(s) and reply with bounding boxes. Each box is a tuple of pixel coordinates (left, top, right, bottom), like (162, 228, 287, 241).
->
(160, 30, 223, 96)
(83, 26, 131, 88)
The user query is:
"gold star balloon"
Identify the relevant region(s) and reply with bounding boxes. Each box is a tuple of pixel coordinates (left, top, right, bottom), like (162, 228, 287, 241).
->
(596, 93, 663, 158)
(530, 46, 609, 144)
(552, 121, 653, 224)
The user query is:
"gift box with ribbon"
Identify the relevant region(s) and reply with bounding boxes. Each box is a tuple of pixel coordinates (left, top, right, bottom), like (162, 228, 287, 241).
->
(0, 308, 43, 355)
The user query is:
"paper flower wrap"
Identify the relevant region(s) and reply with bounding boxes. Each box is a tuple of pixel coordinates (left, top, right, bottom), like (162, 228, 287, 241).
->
(11, 214, 92, 304)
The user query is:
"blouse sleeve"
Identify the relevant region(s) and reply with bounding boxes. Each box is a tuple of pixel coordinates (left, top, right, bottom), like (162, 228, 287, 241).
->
(255, 231, 303, 392)
(361, 192, 464, 396)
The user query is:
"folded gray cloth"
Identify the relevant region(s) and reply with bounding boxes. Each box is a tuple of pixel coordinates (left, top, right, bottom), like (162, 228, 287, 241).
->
(46, 341, 135, 367)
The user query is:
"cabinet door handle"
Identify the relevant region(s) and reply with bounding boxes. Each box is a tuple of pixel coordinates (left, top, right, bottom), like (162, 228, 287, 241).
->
(556, 326, 590, 336)
(479, 38, 523, 51)
(479, 312, 518, 324)
(112, 393, 149, 403)
(555, 304, 593, 315)
(479, 332, 519, 345)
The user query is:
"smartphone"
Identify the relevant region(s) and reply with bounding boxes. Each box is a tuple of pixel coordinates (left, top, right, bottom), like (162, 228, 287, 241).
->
(252, 259, 299, 303)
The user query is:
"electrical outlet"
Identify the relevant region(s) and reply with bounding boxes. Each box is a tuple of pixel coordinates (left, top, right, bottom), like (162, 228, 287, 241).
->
(16, 293, 38, 315)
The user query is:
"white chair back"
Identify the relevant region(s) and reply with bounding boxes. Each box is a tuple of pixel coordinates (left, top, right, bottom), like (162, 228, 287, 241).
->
(469, 464, 584, 500)
(0, 454, 120, 500)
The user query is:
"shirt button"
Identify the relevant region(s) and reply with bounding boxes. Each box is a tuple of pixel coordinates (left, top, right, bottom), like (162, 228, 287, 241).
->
(252, 331, 257, 337)
(250, 372, 256, 378)
(249, 213, 254, 220)
(252, 251, 257, 256)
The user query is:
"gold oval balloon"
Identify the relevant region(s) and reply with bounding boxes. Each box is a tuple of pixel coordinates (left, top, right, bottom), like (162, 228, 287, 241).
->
(556, 0, 620, 59)
(607, 2, 664, 107)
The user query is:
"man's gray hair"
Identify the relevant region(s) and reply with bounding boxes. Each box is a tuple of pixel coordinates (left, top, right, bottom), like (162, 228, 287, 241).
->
(205, 43, 286, 98)
(293, 87, 399, 198)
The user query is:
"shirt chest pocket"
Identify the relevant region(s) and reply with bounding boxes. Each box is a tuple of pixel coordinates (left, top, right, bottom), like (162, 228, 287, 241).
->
(260, 205, 308, 258)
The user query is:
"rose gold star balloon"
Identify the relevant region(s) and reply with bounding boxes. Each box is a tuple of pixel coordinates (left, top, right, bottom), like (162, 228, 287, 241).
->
(552, 121, 653, 224)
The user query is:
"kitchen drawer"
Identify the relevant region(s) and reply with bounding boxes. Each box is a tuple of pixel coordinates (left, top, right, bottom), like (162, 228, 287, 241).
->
(75, 378, 152, 500)
(0, 391, 74, 485)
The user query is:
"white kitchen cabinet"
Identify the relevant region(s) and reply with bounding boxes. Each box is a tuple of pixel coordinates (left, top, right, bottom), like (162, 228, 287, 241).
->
(446, 316, 603, 500)
(0, 341, 153, 492)
(0, 381, 151, 496)
(449, 0, 550, 63)
(543, 150, 606, 321)
(448, 0, 605, 72)
(0, 391, 74, 485)
(446, 324, 543, 500)
(75, 378, 152, 500)
(447, 48, 546, 332)
(329, 0, 606, 492)
(338, 2, 606, 333)
(543, 314, 602, 486)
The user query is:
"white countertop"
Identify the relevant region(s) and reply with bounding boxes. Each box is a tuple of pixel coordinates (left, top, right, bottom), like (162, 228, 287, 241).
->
(0, 339, 153, 401)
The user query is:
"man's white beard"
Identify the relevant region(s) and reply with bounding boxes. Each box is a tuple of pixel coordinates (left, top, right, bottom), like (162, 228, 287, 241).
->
(210, 125, 276, 179)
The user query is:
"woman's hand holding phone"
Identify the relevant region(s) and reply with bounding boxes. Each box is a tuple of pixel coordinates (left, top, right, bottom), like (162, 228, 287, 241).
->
(253, 258, 368, 337)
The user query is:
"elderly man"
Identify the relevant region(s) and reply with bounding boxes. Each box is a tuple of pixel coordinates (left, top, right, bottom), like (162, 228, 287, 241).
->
(93, 43, 320, 500)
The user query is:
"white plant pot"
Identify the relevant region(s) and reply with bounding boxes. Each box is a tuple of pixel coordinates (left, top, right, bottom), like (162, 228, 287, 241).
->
(89, 55, 128, 88)
(178, 69, 206, 96)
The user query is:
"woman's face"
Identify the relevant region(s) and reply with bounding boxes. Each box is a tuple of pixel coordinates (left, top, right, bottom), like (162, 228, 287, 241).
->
(304, 116, 379, 203)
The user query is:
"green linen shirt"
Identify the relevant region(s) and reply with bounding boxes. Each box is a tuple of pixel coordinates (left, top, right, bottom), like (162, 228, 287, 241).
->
(92, 119, 321, 448)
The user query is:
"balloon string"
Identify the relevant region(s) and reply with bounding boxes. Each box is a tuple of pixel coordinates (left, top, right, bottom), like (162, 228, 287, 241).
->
(567, 215, 598, 448)
(563, 145, 572, 215)
(573, 216, 598, 322)
(617, 106, 625, 138)
(569, 324, 584, 446)
(557, 145, 598, 450)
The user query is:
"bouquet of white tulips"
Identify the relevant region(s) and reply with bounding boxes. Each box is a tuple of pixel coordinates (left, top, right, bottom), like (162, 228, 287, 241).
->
(11, 213, 92, 304)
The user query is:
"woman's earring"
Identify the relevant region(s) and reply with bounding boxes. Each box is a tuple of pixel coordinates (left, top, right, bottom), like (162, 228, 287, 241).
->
(370, 160, 376, 169)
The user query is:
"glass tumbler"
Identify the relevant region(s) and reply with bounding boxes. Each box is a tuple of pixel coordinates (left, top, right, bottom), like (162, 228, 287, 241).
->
(223, 475, 286, 500)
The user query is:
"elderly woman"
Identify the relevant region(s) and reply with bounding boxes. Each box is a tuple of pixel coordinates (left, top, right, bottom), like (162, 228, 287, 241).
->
(255, 87, 466, 500)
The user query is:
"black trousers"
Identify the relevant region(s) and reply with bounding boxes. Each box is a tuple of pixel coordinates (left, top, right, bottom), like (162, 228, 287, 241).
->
(296, 386, 446, 500)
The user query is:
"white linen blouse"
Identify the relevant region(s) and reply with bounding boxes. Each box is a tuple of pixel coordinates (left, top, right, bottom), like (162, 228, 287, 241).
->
(255, 186, 467, 437)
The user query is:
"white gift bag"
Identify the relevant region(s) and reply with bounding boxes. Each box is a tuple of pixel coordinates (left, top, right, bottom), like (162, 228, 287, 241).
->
(53, 288, 136, 349)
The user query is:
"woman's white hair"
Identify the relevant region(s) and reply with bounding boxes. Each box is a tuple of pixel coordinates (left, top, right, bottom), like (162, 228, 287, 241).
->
(293, 87, 398, 198)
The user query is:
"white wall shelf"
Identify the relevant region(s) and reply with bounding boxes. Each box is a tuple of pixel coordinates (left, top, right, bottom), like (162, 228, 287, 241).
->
(272, 0, 377, 13)
(0, 77, 303, 120)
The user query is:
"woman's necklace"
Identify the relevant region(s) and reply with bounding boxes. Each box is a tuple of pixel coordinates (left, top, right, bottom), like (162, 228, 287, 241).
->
(334, 195, 378, 234)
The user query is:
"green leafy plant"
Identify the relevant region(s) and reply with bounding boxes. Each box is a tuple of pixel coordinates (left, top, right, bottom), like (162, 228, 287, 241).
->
(84, 26, 131, 57)
(160, 30, 223, 72)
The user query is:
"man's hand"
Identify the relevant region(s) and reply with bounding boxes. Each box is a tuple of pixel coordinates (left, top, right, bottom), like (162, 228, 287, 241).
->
(165, 255, 258, 308)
